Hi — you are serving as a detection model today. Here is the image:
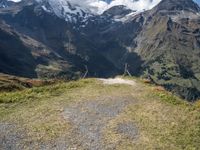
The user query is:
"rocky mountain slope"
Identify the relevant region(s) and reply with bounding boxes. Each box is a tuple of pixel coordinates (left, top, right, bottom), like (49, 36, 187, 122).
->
(0, 0, 200, 100)
(140, 0, 200, 100)
(131, 0, 200, 100)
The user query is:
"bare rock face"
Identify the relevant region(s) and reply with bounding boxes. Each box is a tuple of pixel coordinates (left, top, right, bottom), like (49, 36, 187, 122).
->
(0, 0, 200, 100)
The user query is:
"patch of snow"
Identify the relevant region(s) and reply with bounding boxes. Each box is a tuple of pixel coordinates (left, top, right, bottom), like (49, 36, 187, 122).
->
(36, 0, 162, 23)
(8, 0, 21, 2)
(99, 77, 136, 86)
(37, 0, 94, 23)
(69, 0, 161, 14)
(114, 11, 139, 22)
(41, 5, 50, 12)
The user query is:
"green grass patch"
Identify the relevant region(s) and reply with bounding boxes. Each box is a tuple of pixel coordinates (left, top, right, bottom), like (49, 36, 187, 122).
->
(0, 79, 95, 104)
(153, 90, 189, 106)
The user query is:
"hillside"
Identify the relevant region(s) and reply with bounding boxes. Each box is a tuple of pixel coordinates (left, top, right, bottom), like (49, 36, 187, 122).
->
(0, 77, 200, 149)
(0, 73, 54, 92)
(0, 0, 200, 100)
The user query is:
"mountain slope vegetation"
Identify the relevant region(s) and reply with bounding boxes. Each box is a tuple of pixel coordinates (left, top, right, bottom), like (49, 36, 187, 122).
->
(0, 0, 200, 100)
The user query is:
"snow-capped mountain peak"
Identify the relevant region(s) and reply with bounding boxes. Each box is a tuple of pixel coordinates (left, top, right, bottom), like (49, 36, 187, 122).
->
(37, 0, 94, 23)
(0, 0, 164, 24)
(35, 0, 163, 23)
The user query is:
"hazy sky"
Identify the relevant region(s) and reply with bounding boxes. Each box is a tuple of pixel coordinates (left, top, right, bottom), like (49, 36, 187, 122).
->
(70, 0, 162, 14)
(8, 0, 200, 14)
(70, 0, 200, 14)
(195, 0, 200, 5)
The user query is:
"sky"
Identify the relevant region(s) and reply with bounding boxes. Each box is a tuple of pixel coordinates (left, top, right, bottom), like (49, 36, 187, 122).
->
(69, 0, 200, 14)
(195, 0, 200, 5)
(8, 0, 200, 14)
(71, 0, 162, 14)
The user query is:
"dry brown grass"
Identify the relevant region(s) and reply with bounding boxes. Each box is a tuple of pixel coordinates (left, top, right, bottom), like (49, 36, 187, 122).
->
(0, 73, 54, 92)
(142, 78, 152, 84)
(153, 86, 166, 92)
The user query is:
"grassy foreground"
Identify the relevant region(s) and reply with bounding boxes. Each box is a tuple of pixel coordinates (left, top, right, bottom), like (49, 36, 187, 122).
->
(0, 77, 200, 149)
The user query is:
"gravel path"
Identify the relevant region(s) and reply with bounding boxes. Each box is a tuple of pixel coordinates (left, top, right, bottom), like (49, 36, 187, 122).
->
(0, 96, 138, 150)
(0, 123, 25, 150)
(63, 96, 138, 150)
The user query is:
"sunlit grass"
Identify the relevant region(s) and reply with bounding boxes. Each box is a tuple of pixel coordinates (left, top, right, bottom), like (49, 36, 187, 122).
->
(0, 77, 200, 149)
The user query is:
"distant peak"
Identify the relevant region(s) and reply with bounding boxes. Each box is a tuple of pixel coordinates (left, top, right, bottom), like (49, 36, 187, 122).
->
(154, 0, 200, 13)
(103, 5, 133, 16)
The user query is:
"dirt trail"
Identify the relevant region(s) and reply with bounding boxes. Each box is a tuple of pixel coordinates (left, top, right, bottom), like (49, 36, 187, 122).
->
(0, 123, 24, 150)
(63, 96, 138, 150)
(0, 96, 138, 150)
